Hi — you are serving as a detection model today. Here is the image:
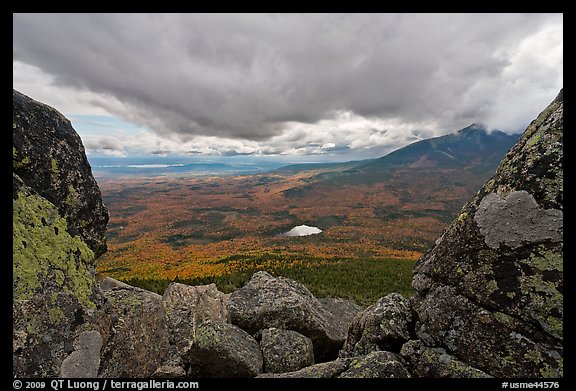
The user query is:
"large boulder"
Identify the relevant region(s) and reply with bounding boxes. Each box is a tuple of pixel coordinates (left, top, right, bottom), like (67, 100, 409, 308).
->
(318, 298, 363, 346)
(13, 89, 108, 256)
(13, 172, 102, 376)
(160, 282, 230, 371)
(260, 328, 315, 373)
(184, 320, 263, 377)
(12, 90, 109, 377)
(410, 90, 563, 377)
(228, 271, 361, 361)
(98, 279, 171, 377)
(341, 293, 413, 357)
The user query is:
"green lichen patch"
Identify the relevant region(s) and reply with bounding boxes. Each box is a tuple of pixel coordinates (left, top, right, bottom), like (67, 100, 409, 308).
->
(47, 307, 65, 323)
(13, 146, 31, 170)
(65, 185, 79, 208)
(13, 188, 96, 308)
(50, 158, 59, 181)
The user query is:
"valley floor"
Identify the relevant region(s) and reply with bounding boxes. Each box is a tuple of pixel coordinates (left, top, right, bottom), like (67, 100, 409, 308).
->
(96, 167, 482, 305)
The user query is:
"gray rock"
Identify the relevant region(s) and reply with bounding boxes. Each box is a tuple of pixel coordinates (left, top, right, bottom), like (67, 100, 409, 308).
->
(13, 89, 108, 256)
(318, 298, 363, 344)
(257, 358, 353, 378)
(338, 351, 410, 378)
(228, 271, 357, 360)
(400, 340, 491, 378)
(99, 284, 171, 377)
(184, 320, 263, 377)
(341, 293, 413, 357)
(411, 90, 563, 377)
(60, 331, 102, 378)
(261, 328, 314, 373)
(162, 282, 229, 330)
(161, 282, 230, 365)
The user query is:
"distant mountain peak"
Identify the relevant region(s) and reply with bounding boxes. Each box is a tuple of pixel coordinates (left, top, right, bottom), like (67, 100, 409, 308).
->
(458, 123, 488, 134)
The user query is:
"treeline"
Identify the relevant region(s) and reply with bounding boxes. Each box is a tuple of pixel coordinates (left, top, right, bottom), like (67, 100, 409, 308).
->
(122, 255, 415, 307)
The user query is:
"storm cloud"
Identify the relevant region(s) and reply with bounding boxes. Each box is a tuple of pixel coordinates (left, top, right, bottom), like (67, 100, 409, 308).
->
(13, 13, 562, 155)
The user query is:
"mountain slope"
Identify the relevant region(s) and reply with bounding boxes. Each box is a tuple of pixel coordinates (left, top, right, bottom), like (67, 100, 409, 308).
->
(313, 124, 520, 185)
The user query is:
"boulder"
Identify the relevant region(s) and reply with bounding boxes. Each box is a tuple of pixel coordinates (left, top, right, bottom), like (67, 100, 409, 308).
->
(260, 328, 314, 373)
(13, 90, 109, 377)
(228, 271, 360, 360)
(411, 90, 563, 377)
(341, 293, 413, 357)
(338, 351, 410, 378)
(13, 89, 108, 256)
(318, 298, 363, 345)
(98, 280, 171, 377)
(159, 282, 230, 366)
(162, 282, 229, 332)
(13, 173, 100, 377)
(184, 320, 263, 377)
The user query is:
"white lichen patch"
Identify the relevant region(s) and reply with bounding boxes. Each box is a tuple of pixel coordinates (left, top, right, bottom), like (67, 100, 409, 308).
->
(474, 191, 562, 250)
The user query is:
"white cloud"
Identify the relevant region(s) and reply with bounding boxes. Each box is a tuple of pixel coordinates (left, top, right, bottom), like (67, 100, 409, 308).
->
(13, 13, 562, 159)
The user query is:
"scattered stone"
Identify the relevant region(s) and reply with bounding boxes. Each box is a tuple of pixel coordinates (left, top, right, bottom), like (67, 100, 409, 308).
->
(228, 271, 359, 360)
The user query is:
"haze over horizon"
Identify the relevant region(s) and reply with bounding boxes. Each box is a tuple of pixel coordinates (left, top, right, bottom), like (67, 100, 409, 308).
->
(13, 13, 562, 162)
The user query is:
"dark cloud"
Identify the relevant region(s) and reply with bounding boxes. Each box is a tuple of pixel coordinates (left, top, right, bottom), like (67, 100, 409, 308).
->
(13, 13, 562, 147)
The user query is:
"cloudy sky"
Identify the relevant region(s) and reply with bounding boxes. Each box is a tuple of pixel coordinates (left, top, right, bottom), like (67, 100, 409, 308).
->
(13, 13, 563, 161)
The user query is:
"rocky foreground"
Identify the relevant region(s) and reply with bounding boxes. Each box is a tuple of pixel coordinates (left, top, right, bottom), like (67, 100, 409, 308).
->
(13, 89, 562, 378)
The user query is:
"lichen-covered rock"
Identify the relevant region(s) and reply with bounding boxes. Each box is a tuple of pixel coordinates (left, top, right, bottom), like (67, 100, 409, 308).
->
(261, 328, 315, 373)
(257, 358, 353, 378)
(258, 351, 410, 379)
(98, 280, 171, 377)
(400, 340, 491, 378)
(184, 320, 263, 377)
(162, 282, 229, 335)
(13, 174, 100, 377)
(13, 89, 108, 256)
(411, 90, 563, 377)
(228, 271, 359, 361)
(338, 351, 410, 378)
(160, 282, 230, 367)
(341, 293, 413, 357)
